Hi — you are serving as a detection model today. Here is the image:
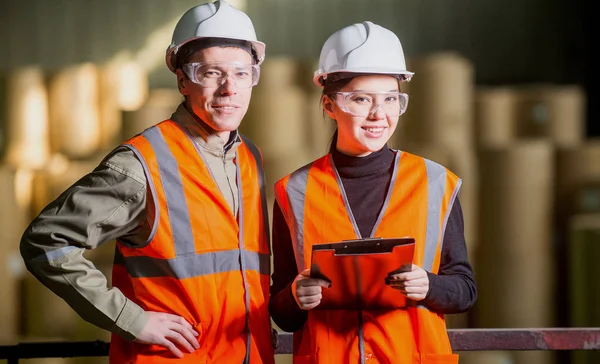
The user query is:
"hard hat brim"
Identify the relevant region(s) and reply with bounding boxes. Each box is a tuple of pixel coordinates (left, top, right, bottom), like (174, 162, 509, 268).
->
(166, 36, 266, 73)
(313, 68, 414, 87)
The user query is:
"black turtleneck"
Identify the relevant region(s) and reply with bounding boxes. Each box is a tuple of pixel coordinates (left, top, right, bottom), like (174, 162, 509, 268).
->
(332, 145, 396, 238)
(269, 145, 477, 333)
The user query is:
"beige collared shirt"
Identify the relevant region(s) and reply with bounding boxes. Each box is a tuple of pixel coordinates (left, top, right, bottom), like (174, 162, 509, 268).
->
(20, 104, 241, 341)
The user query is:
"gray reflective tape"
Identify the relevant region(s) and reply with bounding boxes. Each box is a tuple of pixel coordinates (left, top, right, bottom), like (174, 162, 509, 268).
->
(142, 128, 195, 256)
(286, 164, 312, 271)
(331, 155, 362, 238)
(423, 159, 447, 272)
(124, 249, 270, 278)
(32, 246, 77, 262)
(358, 311, 365, 364)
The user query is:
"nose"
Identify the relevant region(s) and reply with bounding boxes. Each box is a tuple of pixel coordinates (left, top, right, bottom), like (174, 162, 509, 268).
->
(218, 76, 237, 96)
(368, 104, 386, 120)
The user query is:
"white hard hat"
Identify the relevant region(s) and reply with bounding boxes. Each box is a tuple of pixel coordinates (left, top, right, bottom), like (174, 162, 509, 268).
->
(314, 21, 413, 86)
(166, 0, 266, 72)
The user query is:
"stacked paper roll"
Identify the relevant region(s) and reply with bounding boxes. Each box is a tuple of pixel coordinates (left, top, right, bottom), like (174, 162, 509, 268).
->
(400, 52, 474, 148)
(97, 59, 150, 149)
(474, 87, 518, 148)
(47, 64, 101, 159)
(475, 141, 555, 364)
(0, 166, 34, 343)
(122, 88, 181, 140)
(514, 85, 585, 148)
(258, 56, 300, 90)
(240, 56, 312, 192)
(242, 57, 308, 158)
(3, 67, 51, 169)
(555, 141, 600, 225)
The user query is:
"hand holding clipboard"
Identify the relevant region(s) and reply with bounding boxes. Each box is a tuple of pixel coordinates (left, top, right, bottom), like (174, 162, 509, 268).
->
(309, 237, 415, 310)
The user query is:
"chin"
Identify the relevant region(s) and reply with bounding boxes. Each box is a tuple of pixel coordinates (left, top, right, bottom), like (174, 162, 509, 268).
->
(211, 117, 243, 131)
(362, 141, 386, 152)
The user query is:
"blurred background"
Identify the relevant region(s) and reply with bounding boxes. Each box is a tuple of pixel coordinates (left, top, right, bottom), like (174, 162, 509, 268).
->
(0, 0, 597, 363)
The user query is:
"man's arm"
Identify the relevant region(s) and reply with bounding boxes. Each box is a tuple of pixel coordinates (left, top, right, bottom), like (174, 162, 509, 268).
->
(20, 148, 151, 340)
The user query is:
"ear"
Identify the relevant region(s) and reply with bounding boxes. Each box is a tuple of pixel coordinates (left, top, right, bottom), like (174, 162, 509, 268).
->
(176, 69, 189, 96)
(322, 95, 336, 119)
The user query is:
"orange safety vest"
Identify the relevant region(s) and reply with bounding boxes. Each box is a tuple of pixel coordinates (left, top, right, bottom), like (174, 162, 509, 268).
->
(274, 151, 461, 364)
(109, 120, 274, 364)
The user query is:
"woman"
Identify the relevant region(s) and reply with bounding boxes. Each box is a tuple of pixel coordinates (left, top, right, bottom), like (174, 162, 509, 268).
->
(269, 21, 476, 364)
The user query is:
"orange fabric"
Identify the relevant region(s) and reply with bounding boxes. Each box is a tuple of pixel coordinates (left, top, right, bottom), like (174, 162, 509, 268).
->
(109, 121, 273, 364)
(274, 151, 461, 364)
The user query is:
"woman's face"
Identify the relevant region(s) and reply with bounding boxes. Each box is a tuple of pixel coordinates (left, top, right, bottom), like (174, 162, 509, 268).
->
(323, 75, 405, 157)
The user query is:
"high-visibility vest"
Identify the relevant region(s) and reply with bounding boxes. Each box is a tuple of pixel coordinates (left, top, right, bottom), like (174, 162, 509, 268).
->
(274, 151, 461, 364)
(109, 120, 274, 364)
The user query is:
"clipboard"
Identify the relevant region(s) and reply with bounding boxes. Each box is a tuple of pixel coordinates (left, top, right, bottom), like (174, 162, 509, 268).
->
(310, 237, 415, 310)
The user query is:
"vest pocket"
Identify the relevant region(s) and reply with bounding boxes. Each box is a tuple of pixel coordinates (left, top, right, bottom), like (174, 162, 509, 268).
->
(420, 353, 459, 364)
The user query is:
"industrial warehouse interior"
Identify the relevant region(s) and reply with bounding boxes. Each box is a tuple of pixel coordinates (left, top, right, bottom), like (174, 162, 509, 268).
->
(0, 0, 597, 363)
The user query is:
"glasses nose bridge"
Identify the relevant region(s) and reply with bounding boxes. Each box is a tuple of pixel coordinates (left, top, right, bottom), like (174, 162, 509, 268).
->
(219, 68, 245, 89)
(368, 103, 386, 116)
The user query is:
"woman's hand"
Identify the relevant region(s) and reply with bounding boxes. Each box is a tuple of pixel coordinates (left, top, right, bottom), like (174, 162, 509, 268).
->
(386, 264, 429, 301)
(292, 269, 331, 310)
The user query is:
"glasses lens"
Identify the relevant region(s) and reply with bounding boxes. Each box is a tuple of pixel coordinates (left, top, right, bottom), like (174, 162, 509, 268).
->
(340, 92, 408, 117)
(187, 63, 259, 88)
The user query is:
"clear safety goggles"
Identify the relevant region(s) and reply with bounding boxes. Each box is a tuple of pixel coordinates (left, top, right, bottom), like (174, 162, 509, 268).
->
(182, 62, 260, 89)
(331, 91, 409, 117)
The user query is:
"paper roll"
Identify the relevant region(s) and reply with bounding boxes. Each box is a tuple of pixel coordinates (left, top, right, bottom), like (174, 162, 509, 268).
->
(475, 141, 555, 364)
(515, 85, 585, 147)
(3, 67, 51, 169)
(47, 64, 101, 159)
(241, 86, 308, 158)
(475, 87, 517, 148)
(0, 166, 34, 343)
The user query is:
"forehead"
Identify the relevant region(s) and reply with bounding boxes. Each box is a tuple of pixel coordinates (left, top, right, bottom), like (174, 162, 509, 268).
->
(187, 46, 253, 64)
(342, 75, 400, 92)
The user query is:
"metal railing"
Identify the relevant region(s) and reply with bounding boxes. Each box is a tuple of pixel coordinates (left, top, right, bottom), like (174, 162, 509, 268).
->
(1, 328, 600, 363)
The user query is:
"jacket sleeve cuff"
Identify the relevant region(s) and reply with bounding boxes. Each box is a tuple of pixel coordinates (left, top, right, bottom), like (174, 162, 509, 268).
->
(423, 271, 441, 304)
(114, 299, 147, 341)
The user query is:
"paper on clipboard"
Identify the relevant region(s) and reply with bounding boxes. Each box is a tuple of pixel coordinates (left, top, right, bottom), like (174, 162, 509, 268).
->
(310, 237, 415, 310)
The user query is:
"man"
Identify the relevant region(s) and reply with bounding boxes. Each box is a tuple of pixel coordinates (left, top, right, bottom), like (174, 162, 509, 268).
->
(20, 1, 275, 363)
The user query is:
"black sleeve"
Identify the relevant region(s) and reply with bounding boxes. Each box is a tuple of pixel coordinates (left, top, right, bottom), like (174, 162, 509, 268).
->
(421, 198, 478, 314)
(269, 201, 308, 332)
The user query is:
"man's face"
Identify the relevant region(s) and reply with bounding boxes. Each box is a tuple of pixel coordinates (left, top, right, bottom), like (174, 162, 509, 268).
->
(176, 47, 254, 139)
